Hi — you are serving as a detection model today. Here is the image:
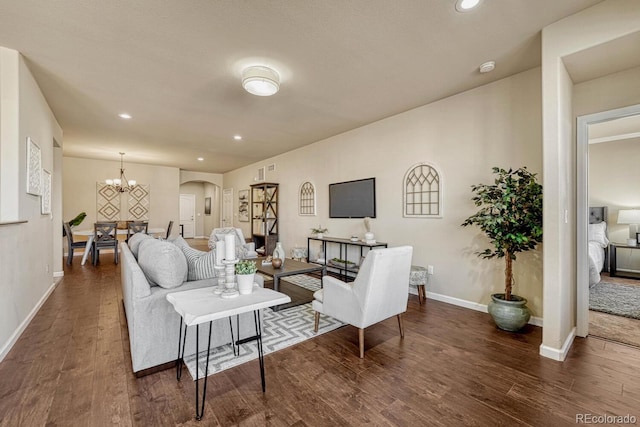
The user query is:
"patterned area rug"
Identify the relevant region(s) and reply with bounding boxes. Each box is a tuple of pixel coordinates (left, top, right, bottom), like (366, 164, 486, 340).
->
(184, 275, 341, 380)
(590, 281, 640, 320)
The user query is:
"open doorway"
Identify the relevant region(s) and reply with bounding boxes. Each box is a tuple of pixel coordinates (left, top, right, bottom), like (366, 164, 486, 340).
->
(577, 104, 640, 347)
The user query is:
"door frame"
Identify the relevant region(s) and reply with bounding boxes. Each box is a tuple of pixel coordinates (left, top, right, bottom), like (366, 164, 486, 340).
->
(576, 103, 640, 337)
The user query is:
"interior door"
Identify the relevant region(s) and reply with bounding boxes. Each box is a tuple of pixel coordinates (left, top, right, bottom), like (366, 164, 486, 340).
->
(222, 188, 233, 228)
(180, 193, 196, 238)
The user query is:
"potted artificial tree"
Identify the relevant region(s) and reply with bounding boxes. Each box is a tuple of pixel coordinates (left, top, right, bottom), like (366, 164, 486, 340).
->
(461, 167, 543, 331)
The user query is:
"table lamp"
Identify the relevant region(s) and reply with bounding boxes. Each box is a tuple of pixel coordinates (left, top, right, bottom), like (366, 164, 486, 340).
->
(617, 209, 640, 246)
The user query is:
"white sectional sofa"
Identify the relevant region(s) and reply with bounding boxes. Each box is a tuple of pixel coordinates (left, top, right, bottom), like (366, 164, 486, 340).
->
(120, 239, 262, 375)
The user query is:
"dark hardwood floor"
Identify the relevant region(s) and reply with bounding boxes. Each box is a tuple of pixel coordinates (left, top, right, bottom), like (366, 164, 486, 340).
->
(1, 252, 639, 426)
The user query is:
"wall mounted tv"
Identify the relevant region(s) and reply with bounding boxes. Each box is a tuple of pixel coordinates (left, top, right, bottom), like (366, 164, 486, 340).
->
(329, 178, 376, 218)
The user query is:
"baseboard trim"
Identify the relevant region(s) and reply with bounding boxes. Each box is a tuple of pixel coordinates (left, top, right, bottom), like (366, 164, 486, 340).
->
(539, 327, 576, 361)
(0, 279, 59, 362)
(53, 271, 64, 278)
(419, 289, 543, 327)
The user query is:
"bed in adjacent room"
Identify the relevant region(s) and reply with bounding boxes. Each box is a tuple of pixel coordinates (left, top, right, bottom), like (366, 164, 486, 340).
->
(588, 206, 609, 286)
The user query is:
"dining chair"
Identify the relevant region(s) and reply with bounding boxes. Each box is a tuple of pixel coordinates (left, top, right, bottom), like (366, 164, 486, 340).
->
(63, 222, 88, 266)
(165, 220, 174, 239)
(126, 221, 148, 243)
(92, 222, 119, 265)
(312, 246, 413, 358)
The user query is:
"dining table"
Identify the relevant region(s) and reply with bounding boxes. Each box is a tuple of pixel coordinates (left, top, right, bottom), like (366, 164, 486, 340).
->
(73, 227, 165, 265)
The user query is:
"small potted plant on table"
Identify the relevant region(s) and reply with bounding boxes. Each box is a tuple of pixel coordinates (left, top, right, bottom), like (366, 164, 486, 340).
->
(311, 226, 328, 239)
(236, 260, 258, 295)
(461, 167, 543, 332)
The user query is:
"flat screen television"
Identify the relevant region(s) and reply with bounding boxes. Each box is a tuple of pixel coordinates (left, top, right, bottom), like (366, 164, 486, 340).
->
(329, 178, 376, 218)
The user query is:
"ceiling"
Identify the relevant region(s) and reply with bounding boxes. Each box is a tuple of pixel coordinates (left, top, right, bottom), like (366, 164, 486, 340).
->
(0, 0, 603, 173)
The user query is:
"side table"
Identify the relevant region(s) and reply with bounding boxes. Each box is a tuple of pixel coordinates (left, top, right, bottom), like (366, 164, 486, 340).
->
(609, 243, 640, 279)
(166, 287, 291, 420)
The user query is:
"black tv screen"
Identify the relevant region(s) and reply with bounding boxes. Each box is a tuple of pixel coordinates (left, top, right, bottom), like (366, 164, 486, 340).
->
(329, 178, 376, 218)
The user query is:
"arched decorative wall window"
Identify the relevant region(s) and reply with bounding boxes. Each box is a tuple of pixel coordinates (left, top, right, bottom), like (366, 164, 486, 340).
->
(403, 163, 443, 218)
(299, 181, 316, 215)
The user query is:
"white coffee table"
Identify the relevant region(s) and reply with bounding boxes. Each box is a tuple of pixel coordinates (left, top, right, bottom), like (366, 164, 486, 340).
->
(166, 286, 291, 421)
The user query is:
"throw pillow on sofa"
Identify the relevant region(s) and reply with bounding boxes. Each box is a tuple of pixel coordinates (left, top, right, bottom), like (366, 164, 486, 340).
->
(168, 235, 190, 249)
(138, 238, 188, 289)
(129, 232, 153, 258)
(181, 245, 218, 281)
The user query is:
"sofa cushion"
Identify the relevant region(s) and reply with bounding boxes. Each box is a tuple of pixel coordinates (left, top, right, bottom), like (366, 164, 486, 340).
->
(129, 232, 153, 258)
(169, 235, 190, 249)
(138, 238, 188, 289)
(181, 245, 218, 281)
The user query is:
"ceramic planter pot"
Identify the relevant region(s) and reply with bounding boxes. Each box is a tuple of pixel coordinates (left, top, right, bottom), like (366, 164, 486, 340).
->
(487, 293, 531, 332)
(237, 273, 255, 295)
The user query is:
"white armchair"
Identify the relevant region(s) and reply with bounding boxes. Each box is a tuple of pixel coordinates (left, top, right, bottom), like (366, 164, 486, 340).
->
(312, 246, 413, 358)
(207, 227, 258, 259)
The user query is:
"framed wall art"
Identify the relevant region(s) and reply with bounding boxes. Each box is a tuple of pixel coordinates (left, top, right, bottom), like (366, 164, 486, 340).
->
(26, 137, 42, 196)
(238, 190, 249, 222)
(41, 169, 52, 215)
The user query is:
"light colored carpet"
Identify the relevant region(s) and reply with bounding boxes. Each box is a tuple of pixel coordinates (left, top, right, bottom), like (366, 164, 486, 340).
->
(184, 275, 341, 380)
(589, 281, 640, 320)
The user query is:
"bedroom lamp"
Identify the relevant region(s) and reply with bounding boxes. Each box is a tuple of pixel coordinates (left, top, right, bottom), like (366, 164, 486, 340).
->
(617, 209, 640, 246)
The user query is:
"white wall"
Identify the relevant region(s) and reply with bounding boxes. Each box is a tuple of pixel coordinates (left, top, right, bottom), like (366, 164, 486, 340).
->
(0, 49, 63, 361)
(541, 0, 640, 359)
(63, 157, 180, 235)
(225, 68, 543, 315)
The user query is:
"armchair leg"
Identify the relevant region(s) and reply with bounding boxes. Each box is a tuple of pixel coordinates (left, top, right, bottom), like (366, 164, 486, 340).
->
(397, 314, 405, 338)
(359, 328, 365, 358)
(313, 312, 320, 333)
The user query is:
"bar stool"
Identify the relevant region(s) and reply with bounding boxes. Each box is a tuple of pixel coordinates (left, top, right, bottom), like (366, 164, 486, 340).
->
(409, 265, 428, 305)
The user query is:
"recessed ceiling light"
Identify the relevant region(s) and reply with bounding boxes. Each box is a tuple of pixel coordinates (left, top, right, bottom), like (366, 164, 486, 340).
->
(197, 157, 204, 161)
(118, 113, 132, 119)
(456, 0, 481, 12)
(234, 135, 243, 141)
(479, 61, 496, 73)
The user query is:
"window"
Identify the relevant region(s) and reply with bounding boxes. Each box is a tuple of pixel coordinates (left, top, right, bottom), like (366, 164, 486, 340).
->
(299, 181, 316, 215)
(403, 163, 442, 218)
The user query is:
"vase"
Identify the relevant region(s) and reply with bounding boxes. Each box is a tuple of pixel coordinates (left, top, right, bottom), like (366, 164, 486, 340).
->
(364, 232, 375, 242)
(316, 233, 323, 239)
(487, 293, 531, 332)
(273, 242, 285, 266)
(237, 273, 255, 295)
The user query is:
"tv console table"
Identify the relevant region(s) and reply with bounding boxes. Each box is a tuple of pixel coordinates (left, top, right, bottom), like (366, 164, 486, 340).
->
(307, 236, 387, 281)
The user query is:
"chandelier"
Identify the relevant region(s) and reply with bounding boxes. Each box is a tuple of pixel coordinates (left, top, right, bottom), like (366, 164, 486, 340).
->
(105, 152, 137, 192)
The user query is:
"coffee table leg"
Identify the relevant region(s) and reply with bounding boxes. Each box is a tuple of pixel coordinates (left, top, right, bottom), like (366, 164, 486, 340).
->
(195, 321, 213, 421)
(228, 317, 237, 356)
(253, 310, 265, 392)
(177, 318, 188, 381)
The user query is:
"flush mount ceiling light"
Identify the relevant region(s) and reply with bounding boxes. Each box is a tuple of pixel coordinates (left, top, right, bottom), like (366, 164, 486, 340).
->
(479, 61, 496, 73)
(197, 157, 204, 161)
(118, 113, 132, 119)
(456, 0, 481, 12)
(233, 135, 243, 141)
(242, 66, 280, 96)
